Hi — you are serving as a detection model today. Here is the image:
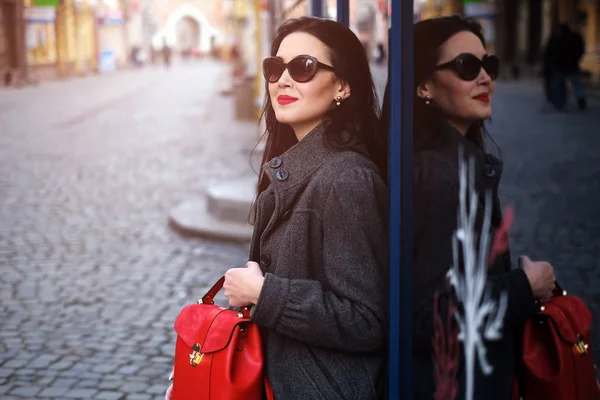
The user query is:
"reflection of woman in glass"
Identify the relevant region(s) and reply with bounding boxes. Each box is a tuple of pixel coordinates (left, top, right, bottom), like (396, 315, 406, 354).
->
(382, 16, 556, 399)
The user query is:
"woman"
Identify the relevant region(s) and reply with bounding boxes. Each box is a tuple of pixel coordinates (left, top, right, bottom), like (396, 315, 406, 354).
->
(222, 17, 388, 399)
(381, 16, 556, 399)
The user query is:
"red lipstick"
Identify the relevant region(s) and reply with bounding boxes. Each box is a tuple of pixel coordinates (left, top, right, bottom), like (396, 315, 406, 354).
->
(277, 95, 298, 105)
(473, 93, 490, 103)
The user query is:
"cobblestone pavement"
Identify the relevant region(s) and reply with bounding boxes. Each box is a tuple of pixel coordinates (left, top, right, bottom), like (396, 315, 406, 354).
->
(490, 81, 600, 369)
(0, 60, 254, 399)
(0, 61, 599, 400)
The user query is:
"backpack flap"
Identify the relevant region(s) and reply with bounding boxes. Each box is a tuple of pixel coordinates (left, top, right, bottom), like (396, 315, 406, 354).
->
(174, 304, 251, 353)
(539, 295, 592, 348)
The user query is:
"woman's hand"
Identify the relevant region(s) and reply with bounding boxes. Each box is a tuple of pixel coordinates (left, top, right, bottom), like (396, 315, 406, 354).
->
(520, 256, 556, 301)
(164, 367, 174, 400)
(224, 261, 265, 307)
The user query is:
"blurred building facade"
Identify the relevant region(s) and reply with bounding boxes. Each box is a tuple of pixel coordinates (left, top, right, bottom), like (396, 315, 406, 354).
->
(0, 0, 27, 85)
(148, 0, 226, 55)
(1, 0, 597, 86)
(0, 0, 131, 83)
(0, 0, 234, 86)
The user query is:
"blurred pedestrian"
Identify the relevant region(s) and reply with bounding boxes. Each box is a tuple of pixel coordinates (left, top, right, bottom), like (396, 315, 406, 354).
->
(542, 24, 562, 105)
(162, 37, 172, 68)
(547, 23, 587, 110)
(230, 44, 245, 77)
(130, 46, 142, 68)
(381, 16, 557, 399)
(166, 16, 389, 400)
(375, 42, 386, 65)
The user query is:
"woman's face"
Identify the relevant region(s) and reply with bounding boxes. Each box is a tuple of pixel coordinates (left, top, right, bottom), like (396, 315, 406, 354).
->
(418, 31, 495, 133)
(269, 32, 349, 139)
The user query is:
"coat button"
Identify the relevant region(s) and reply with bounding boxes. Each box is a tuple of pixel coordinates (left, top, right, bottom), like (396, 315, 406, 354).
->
(485, 154, 499, 164)
(484, 165, 496, 177)
(270, 157, 283, 168)
(260, 254, 271, 267)
(275, 168, 289, 181)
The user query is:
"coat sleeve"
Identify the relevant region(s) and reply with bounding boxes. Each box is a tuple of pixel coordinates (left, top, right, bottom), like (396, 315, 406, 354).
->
(251, 168, 389, 351)
(412, 161, 536, 353)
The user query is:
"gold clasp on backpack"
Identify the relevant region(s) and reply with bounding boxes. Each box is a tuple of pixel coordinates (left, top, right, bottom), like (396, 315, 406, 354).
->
(189, 343, 204, 366)
(574, 334, 588, 355)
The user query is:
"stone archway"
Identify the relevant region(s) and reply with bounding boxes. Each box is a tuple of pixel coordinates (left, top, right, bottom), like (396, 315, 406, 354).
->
(176, 16, 200, 51)
(153, 4, 222, 53)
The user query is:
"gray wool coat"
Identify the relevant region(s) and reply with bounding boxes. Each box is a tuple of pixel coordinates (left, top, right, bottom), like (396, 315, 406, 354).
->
(249, 123, 389, 400)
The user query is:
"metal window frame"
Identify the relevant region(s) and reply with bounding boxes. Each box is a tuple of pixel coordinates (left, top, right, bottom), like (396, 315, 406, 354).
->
(387, 0, 414, 398)
(336, 0, 349, 26)
(311, 0, 323, 17)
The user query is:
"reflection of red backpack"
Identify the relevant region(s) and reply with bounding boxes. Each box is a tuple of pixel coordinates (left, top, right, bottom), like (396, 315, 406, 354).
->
(171, 277, 274, 400)
(516, 284, 599, 400)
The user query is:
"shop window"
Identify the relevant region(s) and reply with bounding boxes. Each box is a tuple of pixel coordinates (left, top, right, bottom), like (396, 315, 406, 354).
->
(27, 22, 57, 65)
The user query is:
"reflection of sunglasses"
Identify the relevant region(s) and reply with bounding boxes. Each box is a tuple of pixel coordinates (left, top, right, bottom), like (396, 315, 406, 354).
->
(262, 55, 335, 83)
(434, 53, 500, 81)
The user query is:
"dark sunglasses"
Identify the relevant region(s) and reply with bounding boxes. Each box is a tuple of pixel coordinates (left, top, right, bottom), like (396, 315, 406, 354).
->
(434, 53, 500, 81)
(262, 55, 335, 83)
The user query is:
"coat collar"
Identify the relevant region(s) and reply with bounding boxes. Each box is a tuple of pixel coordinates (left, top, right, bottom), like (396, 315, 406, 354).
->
(437, 120, 482, 159)
(254, 122, 334, 247)
(418, 120, 505, 204)
(262, 122, 333, 192)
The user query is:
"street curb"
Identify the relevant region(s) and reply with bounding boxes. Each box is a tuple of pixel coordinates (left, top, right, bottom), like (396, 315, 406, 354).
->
(168, 176, 256, 243)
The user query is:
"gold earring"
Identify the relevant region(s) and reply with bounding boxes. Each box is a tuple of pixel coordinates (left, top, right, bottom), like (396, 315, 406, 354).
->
(425, 95, 432, 105)
(335, 95, 343, 106)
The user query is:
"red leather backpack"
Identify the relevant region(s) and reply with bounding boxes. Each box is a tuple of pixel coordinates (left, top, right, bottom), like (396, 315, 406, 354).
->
(171, 277, 274, 400)
(518, 283, 599, 400)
